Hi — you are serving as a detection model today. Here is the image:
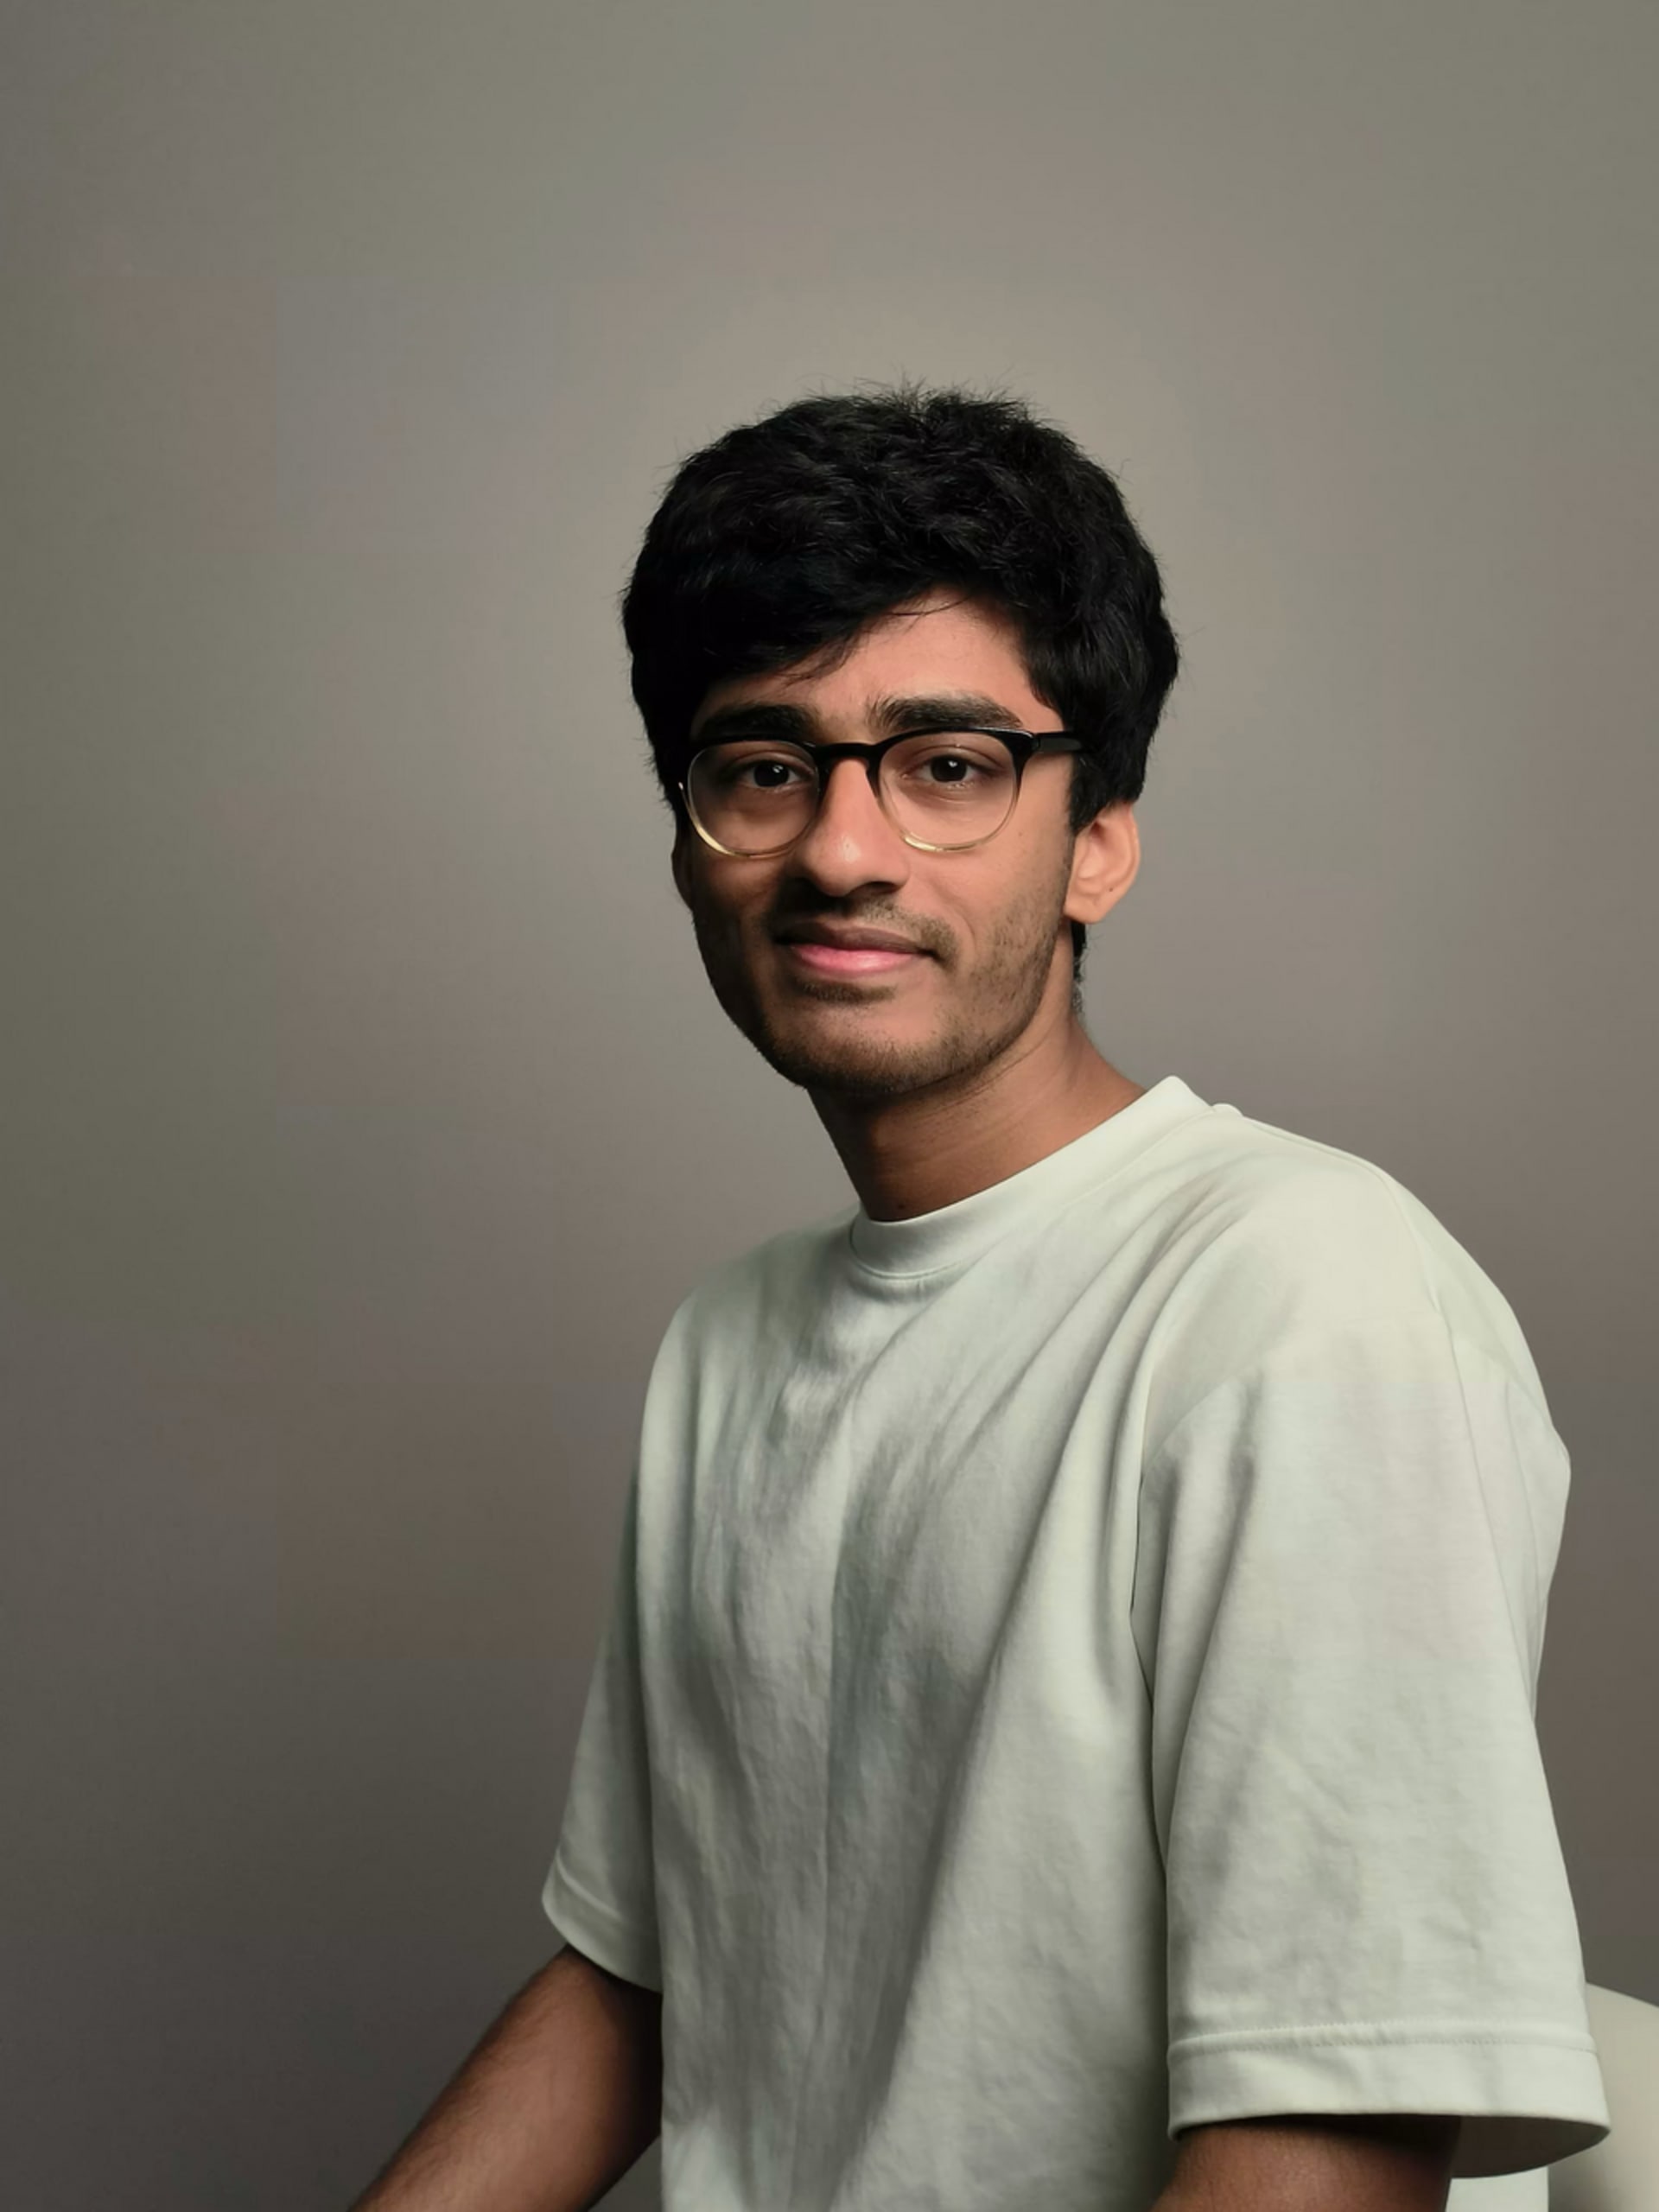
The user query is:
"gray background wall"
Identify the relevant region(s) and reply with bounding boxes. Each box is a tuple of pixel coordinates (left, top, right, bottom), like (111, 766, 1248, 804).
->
(3, 3, 1655, 2207)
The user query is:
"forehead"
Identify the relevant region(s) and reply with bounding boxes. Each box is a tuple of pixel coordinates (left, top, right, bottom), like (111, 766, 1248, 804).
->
(690, 590, 1044, 735)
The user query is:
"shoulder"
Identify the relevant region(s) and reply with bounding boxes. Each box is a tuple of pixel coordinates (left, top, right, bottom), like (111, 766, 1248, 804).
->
(655, 1205, 856, 1362)
(1154, 1109, 1436, 1338)
(1140, 1098, 1549, 1433)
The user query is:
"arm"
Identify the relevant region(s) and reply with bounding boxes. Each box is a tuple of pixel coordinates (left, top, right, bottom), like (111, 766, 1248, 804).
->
(1131, 1290, 1608, 2179)
(1154, 2113, 1459, 2212)
(349, 1944, 662, 2212)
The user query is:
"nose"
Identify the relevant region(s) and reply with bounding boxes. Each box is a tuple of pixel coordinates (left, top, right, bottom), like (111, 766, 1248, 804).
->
(787, 755, 912, 893)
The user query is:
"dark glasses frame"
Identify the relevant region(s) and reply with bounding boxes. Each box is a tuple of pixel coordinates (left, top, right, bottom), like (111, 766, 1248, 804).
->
(680, 726, 1085, 857)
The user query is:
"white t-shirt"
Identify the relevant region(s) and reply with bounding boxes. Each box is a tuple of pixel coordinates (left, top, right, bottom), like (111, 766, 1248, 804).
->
(544, 1073, 1609, 2212)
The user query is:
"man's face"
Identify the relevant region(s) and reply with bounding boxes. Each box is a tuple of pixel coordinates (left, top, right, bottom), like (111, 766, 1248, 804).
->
(670, 589, 1117, 1105)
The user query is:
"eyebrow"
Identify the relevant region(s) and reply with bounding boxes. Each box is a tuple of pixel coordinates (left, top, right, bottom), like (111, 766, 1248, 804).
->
(690, 690, 1027, 747)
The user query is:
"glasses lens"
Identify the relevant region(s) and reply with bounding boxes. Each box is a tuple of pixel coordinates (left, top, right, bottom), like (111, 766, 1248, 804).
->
(687, 741, 819, 854)
(881, 731, 1016, 845)
(688, 733, 1018, 854)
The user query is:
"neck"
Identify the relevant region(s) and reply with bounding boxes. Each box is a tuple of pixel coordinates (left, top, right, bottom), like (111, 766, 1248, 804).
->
(810, 1001, 1147, 1224)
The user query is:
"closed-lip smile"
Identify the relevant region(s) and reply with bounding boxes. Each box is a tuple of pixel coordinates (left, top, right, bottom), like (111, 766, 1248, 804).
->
(776, 925, 926, 953)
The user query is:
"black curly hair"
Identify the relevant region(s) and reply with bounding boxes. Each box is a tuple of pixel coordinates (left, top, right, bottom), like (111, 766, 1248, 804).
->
(622, 383, 1179, 985)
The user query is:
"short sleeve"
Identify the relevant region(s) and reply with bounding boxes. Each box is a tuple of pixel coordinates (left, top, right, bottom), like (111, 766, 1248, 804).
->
(1129, 1314, 1609, 2178)
(542, 1464, 663, 1990)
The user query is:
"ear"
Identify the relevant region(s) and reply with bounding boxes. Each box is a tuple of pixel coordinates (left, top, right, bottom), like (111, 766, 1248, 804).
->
(671, 818, 695, 912)
(1065, 801, 1140, 927)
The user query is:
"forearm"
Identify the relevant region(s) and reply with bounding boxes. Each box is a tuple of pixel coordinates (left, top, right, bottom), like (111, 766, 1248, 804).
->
(351, 1946, 663, 2212)
(1151, 2113, 1459, 2212)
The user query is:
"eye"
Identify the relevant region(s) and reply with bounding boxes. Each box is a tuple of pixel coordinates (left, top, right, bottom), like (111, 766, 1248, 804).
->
(912, 751, 984, 784)
(710, 749, 812, 790)
(888, 734, 1012, 791)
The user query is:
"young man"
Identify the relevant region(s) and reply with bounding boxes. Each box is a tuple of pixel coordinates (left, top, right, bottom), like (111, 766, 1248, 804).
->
(353, 389, 1609, 2212)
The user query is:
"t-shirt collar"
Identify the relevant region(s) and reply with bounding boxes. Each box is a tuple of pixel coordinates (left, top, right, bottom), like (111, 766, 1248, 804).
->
(844, 1073, 1211, 1281)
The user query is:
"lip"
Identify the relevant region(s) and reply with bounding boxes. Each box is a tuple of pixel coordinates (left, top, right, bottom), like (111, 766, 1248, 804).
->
(783, 942, 925, 976)
(777, 925, 924, 952)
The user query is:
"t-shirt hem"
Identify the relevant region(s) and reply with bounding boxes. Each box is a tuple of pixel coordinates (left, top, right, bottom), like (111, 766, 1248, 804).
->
(1168, 2024, 1610, 2177)
(542, 1851, 664, 1992)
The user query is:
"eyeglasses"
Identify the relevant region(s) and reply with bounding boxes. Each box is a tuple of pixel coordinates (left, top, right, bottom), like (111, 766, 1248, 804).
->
(681, 726, 1084, 858)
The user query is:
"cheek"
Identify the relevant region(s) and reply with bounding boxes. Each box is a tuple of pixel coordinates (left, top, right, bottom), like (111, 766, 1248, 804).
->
(686, 868, 771, 951)
(959, 848, 1064, 935)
